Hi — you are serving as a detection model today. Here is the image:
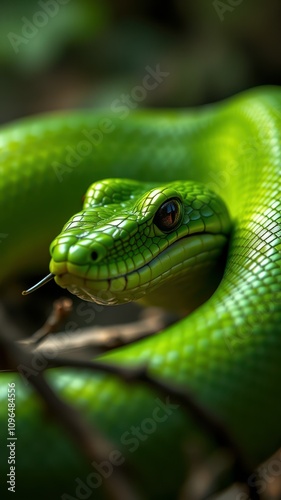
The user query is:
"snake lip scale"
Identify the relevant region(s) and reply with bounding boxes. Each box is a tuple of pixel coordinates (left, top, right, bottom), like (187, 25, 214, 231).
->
(53, 232, 228, 306)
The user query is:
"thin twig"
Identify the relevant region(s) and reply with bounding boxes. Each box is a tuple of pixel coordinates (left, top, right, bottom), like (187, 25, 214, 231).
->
(30, 297, 73, 344)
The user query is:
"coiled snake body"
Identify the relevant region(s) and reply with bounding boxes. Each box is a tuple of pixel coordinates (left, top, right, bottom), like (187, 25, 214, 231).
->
(0, 87, 280, 499)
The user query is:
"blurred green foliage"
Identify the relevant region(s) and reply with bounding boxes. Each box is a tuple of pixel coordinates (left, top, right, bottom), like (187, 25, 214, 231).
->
(0, 0, 280, 123)
(1, 1, 107, 70)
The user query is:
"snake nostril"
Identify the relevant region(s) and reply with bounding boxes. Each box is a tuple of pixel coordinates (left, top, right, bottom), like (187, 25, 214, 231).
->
(91, 250, 99, 261)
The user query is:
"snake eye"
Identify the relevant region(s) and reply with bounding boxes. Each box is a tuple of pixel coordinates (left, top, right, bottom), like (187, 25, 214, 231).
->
(154, 198, 182, 232)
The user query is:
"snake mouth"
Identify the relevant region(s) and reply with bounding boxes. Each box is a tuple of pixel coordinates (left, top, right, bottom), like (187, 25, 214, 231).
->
(51, 232, 228, 305)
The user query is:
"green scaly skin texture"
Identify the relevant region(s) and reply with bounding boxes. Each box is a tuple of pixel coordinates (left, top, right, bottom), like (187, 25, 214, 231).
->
(49, 178, 231, 311)
(0, 87, 280, 499)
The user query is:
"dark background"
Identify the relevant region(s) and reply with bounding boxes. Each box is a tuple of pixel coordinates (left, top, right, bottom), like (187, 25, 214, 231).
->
(1, 0, 281, 125)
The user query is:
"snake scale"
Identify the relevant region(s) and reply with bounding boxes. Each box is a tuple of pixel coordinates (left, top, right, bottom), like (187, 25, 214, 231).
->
(0, 86, 280, 499)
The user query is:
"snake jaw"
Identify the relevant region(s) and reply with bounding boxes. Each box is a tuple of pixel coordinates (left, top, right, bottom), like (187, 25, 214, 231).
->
(49, 233, 229, 310)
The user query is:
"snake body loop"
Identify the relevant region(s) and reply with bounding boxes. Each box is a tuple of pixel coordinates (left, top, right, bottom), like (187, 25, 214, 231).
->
(0, 87, 280, 499)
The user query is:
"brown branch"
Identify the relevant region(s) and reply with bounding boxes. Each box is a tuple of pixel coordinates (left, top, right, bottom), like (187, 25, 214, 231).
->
(17, 307, 175, 361)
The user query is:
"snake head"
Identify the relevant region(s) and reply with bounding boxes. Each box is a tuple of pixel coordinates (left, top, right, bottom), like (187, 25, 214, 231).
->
(47, 178, 231, 312)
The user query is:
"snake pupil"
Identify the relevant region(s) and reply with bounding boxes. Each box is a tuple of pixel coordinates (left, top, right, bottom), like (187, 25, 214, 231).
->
(154, 198, 181, 232)
(91, 251, 98, 261)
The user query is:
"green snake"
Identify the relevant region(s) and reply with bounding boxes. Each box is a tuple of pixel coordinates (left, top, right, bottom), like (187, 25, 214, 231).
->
(0, 86, 280, 499)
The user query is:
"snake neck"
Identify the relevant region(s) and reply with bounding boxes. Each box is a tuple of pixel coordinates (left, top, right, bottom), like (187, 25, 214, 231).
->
(139, 240, 228, 313)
